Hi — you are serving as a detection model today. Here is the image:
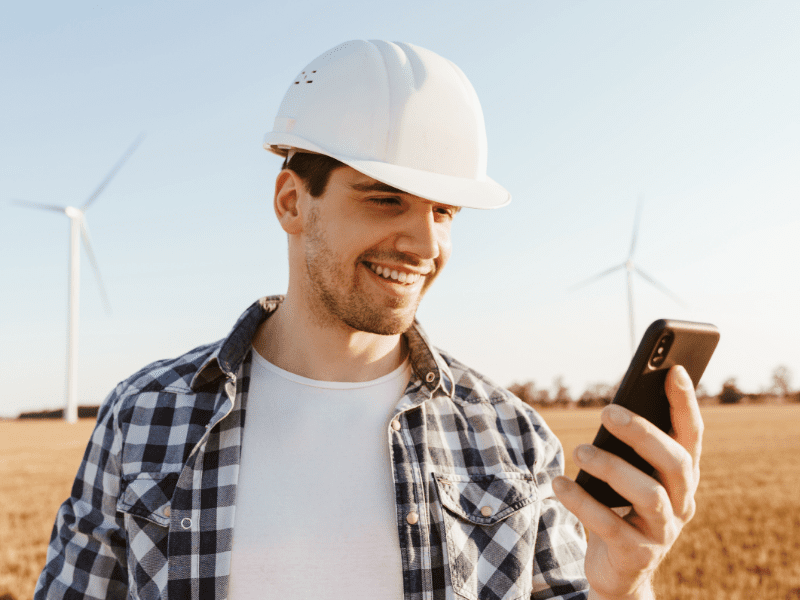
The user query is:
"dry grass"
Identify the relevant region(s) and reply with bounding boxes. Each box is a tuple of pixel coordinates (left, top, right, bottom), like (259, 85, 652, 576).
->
(0, 420, 96, 600)
(2, 405, 799, 599)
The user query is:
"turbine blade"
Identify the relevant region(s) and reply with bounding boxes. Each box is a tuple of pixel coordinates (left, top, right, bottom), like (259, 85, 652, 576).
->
(627, 270, 636, 355)
(81, 132, 145, 212)
(568, 263, 626, 292)
(80, 222, 112, 315)
(628, 196, 644, 259)
(12, 199, 66, 214)
(634, 266, 687, 307)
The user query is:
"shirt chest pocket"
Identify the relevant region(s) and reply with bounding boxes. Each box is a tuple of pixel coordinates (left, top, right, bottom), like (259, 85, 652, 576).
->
(434, 472, 540, 600)
(116, 473, 177, 600)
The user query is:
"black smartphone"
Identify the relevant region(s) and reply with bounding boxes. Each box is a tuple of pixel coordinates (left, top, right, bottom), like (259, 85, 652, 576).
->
(574, 319, 720, 508)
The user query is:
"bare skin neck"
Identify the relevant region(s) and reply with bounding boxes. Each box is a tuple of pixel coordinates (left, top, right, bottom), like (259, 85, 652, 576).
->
(252, 292, 407, 383)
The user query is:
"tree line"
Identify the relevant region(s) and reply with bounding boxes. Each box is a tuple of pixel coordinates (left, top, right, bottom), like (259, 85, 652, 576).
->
(12, 366, 797, 419)
(508, 365, 798, 408)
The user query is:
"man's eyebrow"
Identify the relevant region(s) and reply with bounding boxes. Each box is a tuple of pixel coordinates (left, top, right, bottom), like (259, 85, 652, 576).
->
(349, 180, 407, 194)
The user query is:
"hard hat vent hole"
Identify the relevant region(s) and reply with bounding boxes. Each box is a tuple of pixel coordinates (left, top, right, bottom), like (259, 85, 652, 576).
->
(294, 70, 316, 85)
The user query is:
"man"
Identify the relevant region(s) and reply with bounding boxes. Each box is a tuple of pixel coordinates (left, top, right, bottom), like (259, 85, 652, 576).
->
(37, 40, 702, 600)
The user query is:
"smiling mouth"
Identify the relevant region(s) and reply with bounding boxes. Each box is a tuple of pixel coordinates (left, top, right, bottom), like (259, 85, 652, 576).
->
(364, 262, 426, 285)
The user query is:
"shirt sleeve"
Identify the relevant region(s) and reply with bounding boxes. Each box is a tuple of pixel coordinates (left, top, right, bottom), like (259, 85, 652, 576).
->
(34, 385, 129, 599)
(527, 409, 590, 600)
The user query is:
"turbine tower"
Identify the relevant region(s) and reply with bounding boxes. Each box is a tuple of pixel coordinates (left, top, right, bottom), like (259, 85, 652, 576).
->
(14, 135, 143, 422)
(570, 198, 685, 355)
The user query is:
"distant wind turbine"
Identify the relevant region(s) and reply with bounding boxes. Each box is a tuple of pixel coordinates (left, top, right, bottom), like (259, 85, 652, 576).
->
(13, 134, 144, 422)
(569, 198, 685, 355)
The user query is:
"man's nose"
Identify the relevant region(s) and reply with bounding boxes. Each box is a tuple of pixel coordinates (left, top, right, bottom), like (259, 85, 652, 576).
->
(395, 209, 441, 261)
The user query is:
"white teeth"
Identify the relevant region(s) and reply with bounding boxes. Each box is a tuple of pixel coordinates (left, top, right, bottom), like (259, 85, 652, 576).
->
(367, 262, 422, 285)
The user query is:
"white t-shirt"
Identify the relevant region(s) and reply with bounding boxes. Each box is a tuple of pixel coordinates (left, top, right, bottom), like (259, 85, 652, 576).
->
(228, 348, 412, 599)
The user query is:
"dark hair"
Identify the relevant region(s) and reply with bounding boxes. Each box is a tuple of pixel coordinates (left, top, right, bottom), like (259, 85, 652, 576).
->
(283, 152, 345, 198)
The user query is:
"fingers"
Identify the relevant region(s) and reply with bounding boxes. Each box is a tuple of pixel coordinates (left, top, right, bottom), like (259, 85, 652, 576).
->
(599, 402, 697, 522)
(665, 365, 704, 471)
(553, 475, 633, 541)
(572, 444, 673, 538)
(553, 475, 658, 569)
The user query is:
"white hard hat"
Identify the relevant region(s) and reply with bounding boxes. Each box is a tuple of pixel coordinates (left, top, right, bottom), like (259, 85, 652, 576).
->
(263, 40, 510, 209)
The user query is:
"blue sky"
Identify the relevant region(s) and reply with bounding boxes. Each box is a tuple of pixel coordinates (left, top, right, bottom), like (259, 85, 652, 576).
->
(2, 1, 798, 417)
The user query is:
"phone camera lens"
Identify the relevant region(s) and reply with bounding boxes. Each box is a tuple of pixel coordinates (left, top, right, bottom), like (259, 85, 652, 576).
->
(649, 333, 674, 368)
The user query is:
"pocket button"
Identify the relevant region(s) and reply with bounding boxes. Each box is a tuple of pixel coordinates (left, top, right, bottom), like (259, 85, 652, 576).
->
(480, 506, 493, 517)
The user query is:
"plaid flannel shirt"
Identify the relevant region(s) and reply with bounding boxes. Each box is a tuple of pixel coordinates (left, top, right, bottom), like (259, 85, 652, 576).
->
(36, 296, 589, 600)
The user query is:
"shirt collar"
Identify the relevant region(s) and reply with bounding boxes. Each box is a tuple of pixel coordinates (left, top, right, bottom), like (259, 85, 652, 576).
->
(191, 296, 454, 397)
(191, 296, 282, 390)
(404, 317, 455, 398)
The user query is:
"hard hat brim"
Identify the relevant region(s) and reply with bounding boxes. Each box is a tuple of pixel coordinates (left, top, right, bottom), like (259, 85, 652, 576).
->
(264, 133, 511, 210)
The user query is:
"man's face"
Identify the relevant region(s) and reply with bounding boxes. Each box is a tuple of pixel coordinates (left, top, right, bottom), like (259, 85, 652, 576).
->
(298, 166, 456, 336)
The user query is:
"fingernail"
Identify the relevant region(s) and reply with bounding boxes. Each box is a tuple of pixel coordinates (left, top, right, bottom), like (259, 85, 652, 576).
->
(675, 365, 693, 390)
(576, 444, 596, 462)
(552, 476, 569, 494)
(607, 404, 631, 426)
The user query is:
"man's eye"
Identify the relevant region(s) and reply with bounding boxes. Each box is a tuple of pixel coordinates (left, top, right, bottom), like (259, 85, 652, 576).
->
(370, 197, 401, 206)
(434, 206, 456, 219)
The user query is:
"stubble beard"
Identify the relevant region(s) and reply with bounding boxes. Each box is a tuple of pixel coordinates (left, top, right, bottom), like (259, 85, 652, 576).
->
(303, 204, 431, 336)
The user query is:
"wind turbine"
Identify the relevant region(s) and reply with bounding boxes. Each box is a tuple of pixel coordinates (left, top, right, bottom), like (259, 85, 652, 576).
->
(13, 134, 144, 422)
(569, 198, 685, 355)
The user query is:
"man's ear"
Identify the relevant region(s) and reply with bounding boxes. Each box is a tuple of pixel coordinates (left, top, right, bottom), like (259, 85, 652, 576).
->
(274, 170, 305, 235)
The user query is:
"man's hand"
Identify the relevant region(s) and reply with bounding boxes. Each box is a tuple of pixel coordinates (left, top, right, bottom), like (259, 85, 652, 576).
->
(552, 365, 703, 600)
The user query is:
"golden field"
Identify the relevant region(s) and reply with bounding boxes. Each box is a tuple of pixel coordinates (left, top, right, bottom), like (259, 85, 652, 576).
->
(2, 404, 799, 599)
